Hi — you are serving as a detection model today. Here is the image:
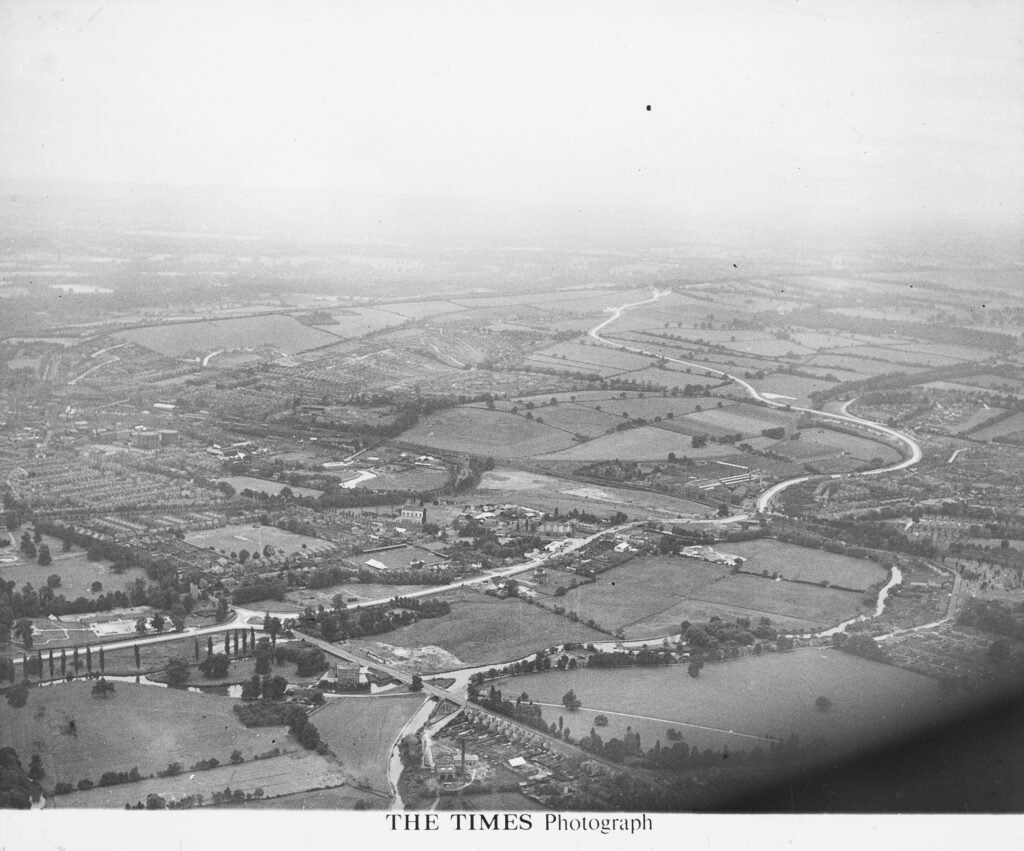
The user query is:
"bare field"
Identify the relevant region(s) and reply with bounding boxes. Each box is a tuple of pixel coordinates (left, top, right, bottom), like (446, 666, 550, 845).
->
(474, 468, 712, 518)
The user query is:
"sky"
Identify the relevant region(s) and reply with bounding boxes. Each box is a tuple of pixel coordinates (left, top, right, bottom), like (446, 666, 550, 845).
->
(1, 0, 1021, 237)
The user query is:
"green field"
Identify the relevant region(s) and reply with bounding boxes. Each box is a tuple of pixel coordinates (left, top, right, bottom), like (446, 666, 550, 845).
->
(311, 694, 424, 794)
(119, 314, 338, 356)
(350, 590, 606, 672)
(537, 426, 738, 461)
(402, 408, 575, 457)
(788, 428, 902, 463)
(508, 649, 964, 755)
(51, 748, 345, 808)
(554, 552, 869, 637)
(725, 540, 887, 590)
(0, 681, 271, 787)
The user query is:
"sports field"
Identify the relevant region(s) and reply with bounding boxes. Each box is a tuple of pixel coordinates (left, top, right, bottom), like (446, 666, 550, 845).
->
(185, 524, 334, 557)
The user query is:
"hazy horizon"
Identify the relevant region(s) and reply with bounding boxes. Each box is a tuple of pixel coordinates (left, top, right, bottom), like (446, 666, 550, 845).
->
(2, 0, 1022, 251)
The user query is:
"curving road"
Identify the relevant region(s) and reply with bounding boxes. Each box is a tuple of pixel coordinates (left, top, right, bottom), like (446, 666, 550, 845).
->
(589, 289, 922, 513)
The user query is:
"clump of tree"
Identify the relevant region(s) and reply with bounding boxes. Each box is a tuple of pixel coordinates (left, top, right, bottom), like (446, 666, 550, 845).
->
(198, 653, 231, 679)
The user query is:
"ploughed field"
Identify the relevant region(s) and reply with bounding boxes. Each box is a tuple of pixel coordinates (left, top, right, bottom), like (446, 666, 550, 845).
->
(508, 649, 964, 756)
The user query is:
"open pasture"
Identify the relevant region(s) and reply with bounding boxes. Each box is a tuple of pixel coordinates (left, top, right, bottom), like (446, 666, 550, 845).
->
(555, 552, 869, 637)
(685, 405, 795, 435)
(747, 373, 837, 406)
(724, 540, 886, 590)
(510, 650, 962, 757)
(474, 402, 622, 438)
(830, 345, 958, 368)
(323, 307, 409, 337)
(374, 299, 464, 319)
(575, 395, 730, 420)
(354, 590, 606, 671)
(647, 572, 867, 630)
(401, 408, 575, 457)
(792, 428, 902, 463)
(52, 747, 346, 808)
(532, 342, 657, 373)
(118, 314, 338, 356)
(185, 524, 334, 557)
(0, 681, 271, 787)
(311, 694, 424, 794)
(536, 426, 738, 461)
(971, 411, 1024, 441)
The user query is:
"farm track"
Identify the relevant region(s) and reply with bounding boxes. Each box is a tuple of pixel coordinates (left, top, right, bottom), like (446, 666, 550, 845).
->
(588, 289, 923, 513)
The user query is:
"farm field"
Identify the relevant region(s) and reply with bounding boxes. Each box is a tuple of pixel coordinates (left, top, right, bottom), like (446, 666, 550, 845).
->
(537, 426, 738, 462)
(553, 556, 730, 639)
(349, 589, 606, 672)
(185, 524, 335, 557)
(644, 572, 867, 631)
(321, 307, 408, 337)
(746, 373, 837, 406)
(724, 540, 887, 590)
(375, 299, 464, 319)
(494, 402, 623, 438)
(50, 747, 344, 808)
(510, 649, 964, 756)
(685, 405, 795, 435)
(311, 694, 424, 795)
(473, 468, 712, 518)
(923, 374, 1024, 393)
(552, 552, 870, 638)
(971, 412, 1024, 442)
(573, 395, 732, 420)
(118, 314, 338, 356)
(217, 476, 324, 498)
(0, 681, 272, 787)
(778, 426, 901, 466)
(401, 408, 574, 457)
